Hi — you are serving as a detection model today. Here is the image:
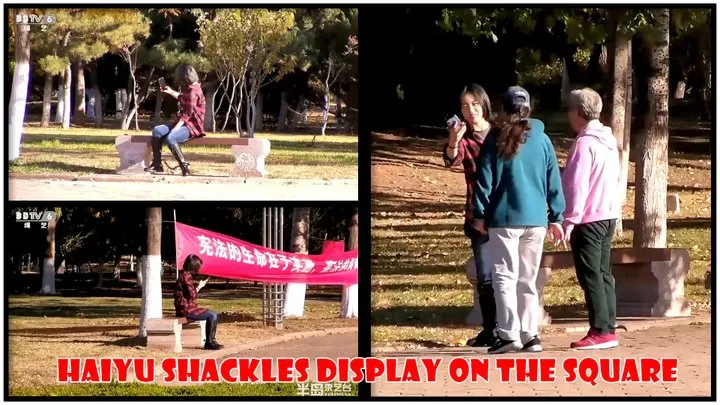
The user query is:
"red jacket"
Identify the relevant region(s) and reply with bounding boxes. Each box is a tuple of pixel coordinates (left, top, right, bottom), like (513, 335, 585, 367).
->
(443, 128, 491, 221)
(174, 270, 207, 317)
(176, 82, 206, 138)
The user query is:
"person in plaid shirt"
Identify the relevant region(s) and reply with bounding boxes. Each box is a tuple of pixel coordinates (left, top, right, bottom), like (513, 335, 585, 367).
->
(175, 254, 223, 350)
(442, 83, 497, 348)
(146, 64, 206, 176)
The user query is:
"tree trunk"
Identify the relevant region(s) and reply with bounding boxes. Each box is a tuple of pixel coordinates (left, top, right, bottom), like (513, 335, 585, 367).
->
(55, 71, 65, 123)
(285, 207, 310, 318)
(246, 81, 257, 138)
(139, 207, 163, 337)
(204, 82, 215, 132)
(289, 96, 306, 131)
(633, 8, 669, 248)
(41, 74, 53, 127)
(335, 95, 343, 126)
(617, 39, 633, 238)
(673, 80, 686, 99)
(73, 60, 86, 123)
(153, 92, 164, 125)
(40, 213, 58, 295)
(341, 208, 359, 318)
(254, 91, 264, 132)
(609, 31, 629, 236)
(277, 91, 289, 131)
(321, 87, 330, 136)
(62, 63, 72, 128)
(560, 58, 570, 106)
(94, 86, 103, 125)
(8, 11, 30, 161)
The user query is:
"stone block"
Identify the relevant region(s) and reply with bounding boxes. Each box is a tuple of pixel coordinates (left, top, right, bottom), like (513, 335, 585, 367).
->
(181, 320, 206, 348)
(115, 135, 151, 174)
(230, 139, 271, 177)
(614, 248, 691, 317)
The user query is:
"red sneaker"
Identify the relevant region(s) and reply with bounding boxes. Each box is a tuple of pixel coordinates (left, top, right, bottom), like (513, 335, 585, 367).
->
(570, 329, 619, 350)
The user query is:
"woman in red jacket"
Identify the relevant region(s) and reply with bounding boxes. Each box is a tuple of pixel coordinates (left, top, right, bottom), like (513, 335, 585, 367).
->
(174, 254, 223, 350)
(146, 64, 206, 176)
(443, 83, 497, 347)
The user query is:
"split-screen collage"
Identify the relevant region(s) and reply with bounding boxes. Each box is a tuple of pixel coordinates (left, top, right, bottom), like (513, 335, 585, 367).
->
(4, 3, 715, 401)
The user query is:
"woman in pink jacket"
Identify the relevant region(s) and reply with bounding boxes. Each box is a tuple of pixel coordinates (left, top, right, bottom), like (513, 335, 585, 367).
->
(562, 88, 621, 350)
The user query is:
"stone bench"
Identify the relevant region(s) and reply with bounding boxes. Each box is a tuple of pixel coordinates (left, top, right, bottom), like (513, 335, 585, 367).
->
(115, 135, 271, 177)
(145, 317, 206, 353)
(465, 247, 691, 326)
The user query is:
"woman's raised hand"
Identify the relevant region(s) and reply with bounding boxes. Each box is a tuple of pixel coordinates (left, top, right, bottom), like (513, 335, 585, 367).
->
(448, 121, 467, 147)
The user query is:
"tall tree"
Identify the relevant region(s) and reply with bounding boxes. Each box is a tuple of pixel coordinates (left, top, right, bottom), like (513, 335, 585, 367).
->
(8, 9, 31, 162)
(40, 209, 60, 295)
(633, 9, 670, 248)
(285, 207, 310, 318)
(139, 207, 163, 337)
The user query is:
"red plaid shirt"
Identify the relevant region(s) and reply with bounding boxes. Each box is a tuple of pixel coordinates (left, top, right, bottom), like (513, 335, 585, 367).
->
(174, 271, 207, 317)
(176, 82, 206, 139)
(443, 128, 491, 221)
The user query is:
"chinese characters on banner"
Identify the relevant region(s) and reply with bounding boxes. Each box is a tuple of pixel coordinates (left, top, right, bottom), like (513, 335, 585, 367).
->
(175, 222, 358, 285)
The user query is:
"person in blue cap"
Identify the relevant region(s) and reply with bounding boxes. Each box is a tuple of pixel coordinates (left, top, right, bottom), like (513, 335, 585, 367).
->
(471, 86, 566, 354)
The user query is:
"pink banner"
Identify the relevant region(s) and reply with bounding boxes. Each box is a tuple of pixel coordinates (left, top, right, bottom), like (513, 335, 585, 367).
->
(174, 222, 358, 285)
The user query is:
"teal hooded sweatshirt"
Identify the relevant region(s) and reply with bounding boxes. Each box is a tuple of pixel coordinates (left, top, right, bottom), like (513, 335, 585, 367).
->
(473, 118, 565, 228)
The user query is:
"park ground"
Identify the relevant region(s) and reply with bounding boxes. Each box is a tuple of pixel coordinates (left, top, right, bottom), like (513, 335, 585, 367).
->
(7, 280, 358, 396)
(8, 108, 357, 201)
(372, 320, 711, 397)
(370, 115, 712, 349)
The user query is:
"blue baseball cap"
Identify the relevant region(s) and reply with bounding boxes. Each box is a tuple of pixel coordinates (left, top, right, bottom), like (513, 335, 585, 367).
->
(503, 86, 531, 113)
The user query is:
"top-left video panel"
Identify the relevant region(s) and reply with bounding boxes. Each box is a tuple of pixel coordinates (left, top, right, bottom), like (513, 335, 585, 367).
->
(7, 7, 359, 201)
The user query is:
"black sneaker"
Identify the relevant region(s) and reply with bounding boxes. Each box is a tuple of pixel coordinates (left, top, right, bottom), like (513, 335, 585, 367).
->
(487, 338, 521, 354)
(467, 329, 496, 347)
(522, 336, 542, 352)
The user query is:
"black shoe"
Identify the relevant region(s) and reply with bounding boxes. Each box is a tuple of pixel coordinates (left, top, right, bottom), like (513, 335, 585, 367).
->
(487, 338, 521, 354)
(204, 341, 222, 350)
(167, 142, 190, 176)
(211, 339, 224, 349)
(467, 329, 496, 347)
(522, 336, 542, 352)
(145, 137, 163, 173)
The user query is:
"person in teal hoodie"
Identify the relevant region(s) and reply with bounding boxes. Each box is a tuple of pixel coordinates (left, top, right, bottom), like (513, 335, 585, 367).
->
(472, 86, 565, 354)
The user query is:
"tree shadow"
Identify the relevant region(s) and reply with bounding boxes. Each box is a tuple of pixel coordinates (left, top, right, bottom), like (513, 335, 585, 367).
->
(372, 191, 463, 214)
(8, 304, 140, 319)
(218, 312, 259, 323)
(22, 134, 117, 145)
(628, 182, 712, 192)
(9, 325, 136, 336)
(18, 161, 115, 174)
(622, 217, 711, 230)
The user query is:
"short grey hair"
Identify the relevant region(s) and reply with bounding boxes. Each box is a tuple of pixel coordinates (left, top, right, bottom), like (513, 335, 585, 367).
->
(569, 88, 603, 121)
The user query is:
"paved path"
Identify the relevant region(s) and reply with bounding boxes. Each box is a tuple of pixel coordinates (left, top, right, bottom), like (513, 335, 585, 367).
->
(372, 323, 711, 397)
(9, 177, 358, 201)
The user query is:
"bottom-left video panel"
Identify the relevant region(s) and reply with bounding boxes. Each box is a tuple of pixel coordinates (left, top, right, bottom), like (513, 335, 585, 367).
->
(6, 204, 359, 398)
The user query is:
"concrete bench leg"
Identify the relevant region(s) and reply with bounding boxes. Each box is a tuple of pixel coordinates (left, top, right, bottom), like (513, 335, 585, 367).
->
(116, 135, 151, 174)
(230, 139, 271, 177)
(146, 320, 182, 353)
(465, 258, 552, 326)
(181, 320, 206, 348)
(614, 249, 692, 317)
(340, 284, 358, 318)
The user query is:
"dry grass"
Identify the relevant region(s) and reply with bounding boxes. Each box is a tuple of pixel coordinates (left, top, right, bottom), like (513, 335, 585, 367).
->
(10, 124, 357, 179)
(371, 118, 712, 349)
(8, 292, 357, 391)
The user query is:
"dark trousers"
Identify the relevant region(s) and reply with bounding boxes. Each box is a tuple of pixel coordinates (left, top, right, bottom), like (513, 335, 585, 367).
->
(466, 221, 496, 332)
(570, 219, 616, 334)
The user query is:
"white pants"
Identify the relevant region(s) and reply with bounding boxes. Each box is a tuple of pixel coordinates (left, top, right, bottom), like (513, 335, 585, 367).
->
(487, 227, 546, 343)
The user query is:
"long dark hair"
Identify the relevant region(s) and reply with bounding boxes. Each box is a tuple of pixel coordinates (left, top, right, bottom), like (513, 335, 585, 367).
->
(175, 64, 199, 90)
(182, 254, 203, 274)
(461, 83, 493, 125)
(497, 106, 531, 159)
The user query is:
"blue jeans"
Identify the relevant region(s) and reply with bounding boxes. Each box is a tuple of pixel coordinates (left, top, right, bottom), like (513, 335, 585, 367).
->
(466, 221, 496, 332)
(152, 123, 190, 147)
(185, 310, 217, 323)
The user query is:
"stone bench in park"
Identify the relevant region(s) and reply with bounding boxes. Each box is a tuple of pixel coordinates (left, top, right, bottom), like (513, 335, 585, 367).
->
(465, 247, 691, 326)
(145, 317, 206, 353)
(115, 135, 271, 177)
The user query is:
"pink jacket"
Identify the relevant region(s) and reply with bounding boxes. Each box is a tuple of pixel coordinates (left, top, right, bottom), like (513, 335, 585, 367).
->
(562, 120, 621, 232)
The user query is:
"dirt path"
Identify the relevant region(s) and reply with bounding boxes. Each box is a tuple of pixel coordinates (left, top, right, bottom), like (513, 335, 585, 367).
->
(9, 177, 358, 201)
(372, 322, 711, 397)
